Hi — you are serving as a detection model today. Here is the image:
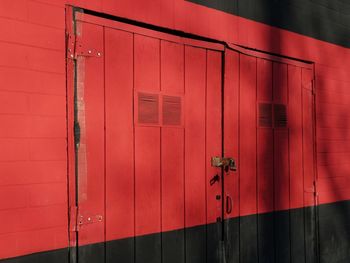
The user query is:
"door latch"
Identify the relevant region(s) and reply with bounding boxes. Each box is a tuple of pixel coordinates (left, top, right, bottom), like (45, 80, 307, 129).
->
(211, 156, 237, 172)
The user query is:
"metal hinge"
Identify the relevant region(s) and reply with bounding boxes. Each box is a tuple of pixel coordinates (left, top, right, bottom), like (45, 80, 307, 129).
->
(66, 32, 102, 59)
(69, 206, 103, 232)
(66, 32, 75, 59)
(77, 214, 103, 228)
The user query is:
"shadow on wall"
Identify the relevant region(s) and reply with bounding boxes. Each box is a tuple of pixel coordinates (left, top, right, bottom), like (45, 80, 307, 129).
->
(242, 1, 350, 263)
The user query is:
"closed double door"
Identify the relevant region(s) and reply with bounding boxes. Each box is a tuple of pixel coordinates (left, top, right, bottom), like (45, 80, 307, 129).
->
(70, 11, 316, 263)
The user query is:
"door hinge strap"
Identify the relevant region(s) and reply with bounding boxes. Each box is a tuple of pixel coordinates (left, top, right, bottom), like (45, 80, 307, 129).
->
(66, 33, 103, 59)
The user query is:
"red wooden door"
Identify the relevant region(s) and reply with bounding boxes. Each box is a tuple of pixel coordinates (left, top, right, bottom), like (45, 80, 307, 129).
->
(224, 48, 317, 263)
(72, 12, 225, 263)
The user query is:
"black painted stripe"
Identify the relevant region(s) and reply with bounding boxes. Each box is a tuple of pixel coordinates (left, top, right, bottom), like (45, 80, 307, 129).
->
(0, 249, 68, 263)
(2, 201, 350, 263)
(186, 0, 350, 48)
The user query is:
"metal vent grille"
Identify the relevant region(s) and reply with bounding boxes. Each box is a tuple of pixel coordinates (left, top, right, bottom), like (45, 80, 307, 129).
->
(258, 103, 273, 127)
(274, 104, 288, 127)
(163, 95, 182, 125)
(138, 93, 159, 124)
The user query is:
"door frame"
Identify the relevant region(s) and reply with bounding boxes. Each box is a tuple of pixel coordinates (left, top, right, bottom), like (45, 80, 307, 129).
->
(66, 5, 318, 263)
(66, 6, 227, 263)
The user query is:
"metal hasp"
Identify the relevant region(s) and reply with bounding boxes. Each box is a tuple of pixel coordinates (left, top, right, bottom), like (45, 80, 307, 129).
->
(211, 156, 237, 172)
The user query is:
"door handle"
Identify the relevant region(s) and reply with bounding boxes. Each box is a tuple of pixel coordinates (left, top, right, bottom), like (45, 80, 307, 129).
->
(210, 174, 220, 186)
(226, 195, 232, 214)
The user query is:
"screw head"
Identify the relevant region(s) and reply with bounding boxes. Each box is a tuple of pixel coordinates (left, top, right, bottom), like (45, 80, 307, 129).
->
(88, 50, 92, 54)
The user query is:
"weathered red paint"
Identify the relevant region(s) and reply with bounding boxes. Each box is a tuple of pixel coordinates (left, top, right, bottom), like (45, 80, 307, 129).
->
(0, 0, 348, 261)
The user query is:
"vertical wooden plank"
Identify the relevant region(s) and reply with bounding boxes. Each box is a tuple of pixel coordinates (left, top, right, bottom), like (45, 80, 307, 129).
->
(135, 127, 161, 263)
(224, 49, 240, 263)
(302, 68, 317, 263)
(273, 62, 288, 104)
(288, 65, 306, 263)
(161, 40, 184, 94)
(76, 22, 105, 263)
(302, 68, 315, 207)
(66, 9, 77, 263)
(273, 131, 291, 263)
(257, 58, 273, 102)
(184, 46, 207, 263)
(105, 28, 134, 263)
(273, 62, 290, 263)
(206, 50, 222, 263)
(161, 128, 185, 263)
(160, 39, 185, 263)
(257, 129, 274, 263)
(288, 65, 304, 209)
(134, 35, 160, 92)
(239, 53, 258, 263)
(134, 33, 161, 263)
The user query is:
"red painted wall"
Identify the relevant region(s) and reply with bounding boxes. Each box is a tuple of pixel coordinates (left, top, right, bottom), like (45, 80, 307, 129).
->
(0, 0, 349, 260)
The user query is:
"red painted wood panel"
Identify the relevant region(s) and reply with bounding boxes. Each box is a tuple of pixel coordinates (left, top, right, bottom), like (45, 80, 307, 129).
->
(257, 58, 274, 214)
(0, 227, 67, 259)
(27, 1, 65, 29)
(206, 50, 222, 224)
(0, 17, 64, 50)
(257, 59, 273, 102)
(0, 0, 27, 20)
(0, 161, 66, 185)
(76, 22, 105, 246)
(239, 54, 257, 216)
(161, 40, 184, 94)
(1, 0, 350, 260)
(273, 62, 288, 104)
(274, 130, 290, 211)
(105, 28, 134, 240)
(302, 70, 316, 207)
(161, 39, 185, 232)
(161, 128, 185, 231)
(288, 65, 304, 209)
(134, 35, 160, 92)
(0, 68, 65, 95)
(257, 129, 274, 213)
(0, 42, 64, 73)
(184, 46, 206, 227)
(0, 204, 67, 234)
(273, 62, 290, 211)
(135, 127, 161, 235)
(134, 31, 162, 236)
(224, 50, 240, 219)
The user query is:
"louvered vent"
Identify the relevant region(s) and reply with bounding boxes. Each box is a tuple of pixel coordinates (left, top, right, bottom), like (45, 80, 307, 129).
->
(163, 95, 182, 125)
(274, 104, 288, 127)
(138, 93, 159, 124)
(258, 103, 273, 127)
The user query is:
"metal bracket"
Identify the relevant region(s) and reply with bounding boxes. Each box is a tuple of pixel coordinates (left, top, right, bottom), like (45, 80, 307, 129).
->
(66, 32, 75, 59)
(69, 206, 103, 232)
(75, 37, 102, 58)
(66, 33, 103, 59)
(211, 156, 237, 172)
(77, 213, 103, 229)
